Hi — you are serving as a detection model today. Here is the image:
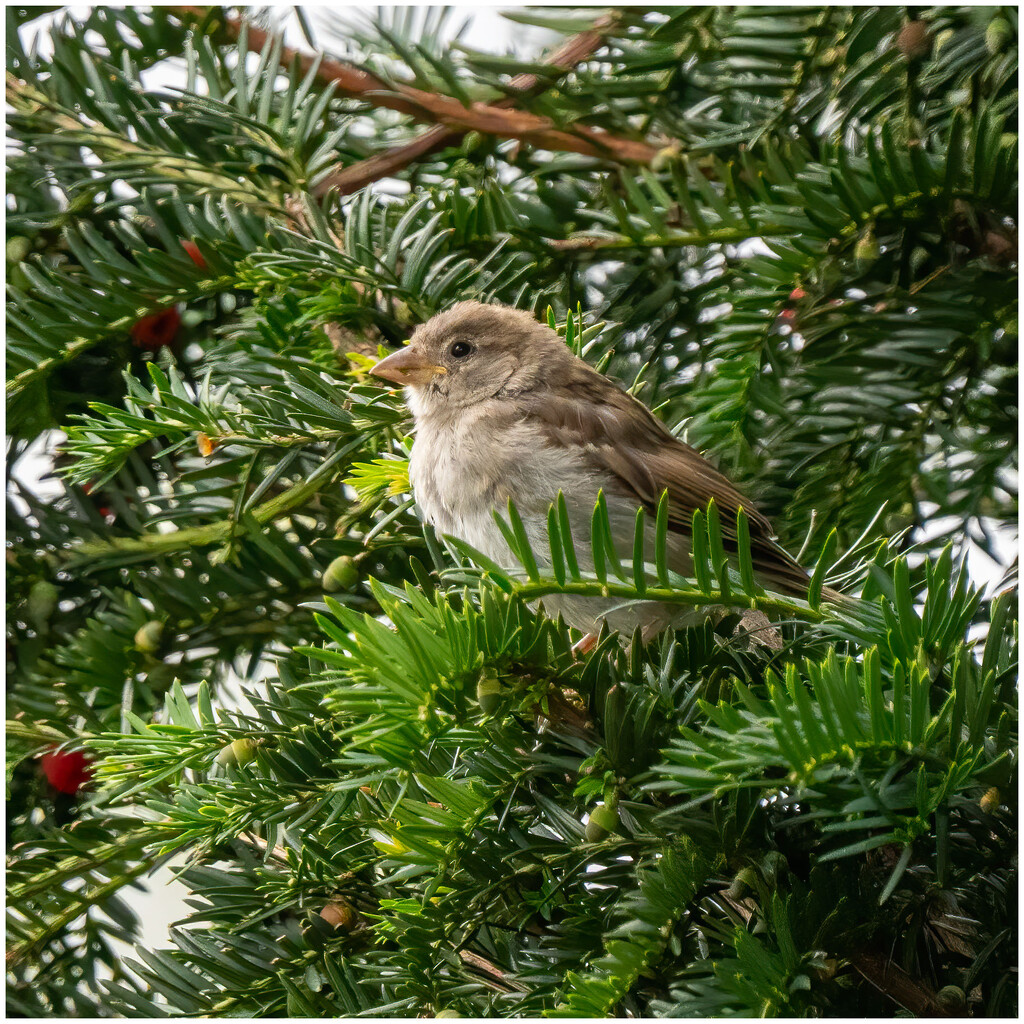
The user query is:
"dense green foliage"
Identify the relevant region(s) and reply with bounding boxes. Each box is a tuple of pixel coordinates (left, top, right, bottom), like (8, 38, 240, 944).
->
(6, 5, 1017, 1017)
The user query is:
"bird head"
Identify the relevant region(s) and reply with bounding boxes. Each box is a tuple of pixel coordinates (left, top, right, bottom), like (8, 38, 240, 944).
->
(370, 301, 569, 416)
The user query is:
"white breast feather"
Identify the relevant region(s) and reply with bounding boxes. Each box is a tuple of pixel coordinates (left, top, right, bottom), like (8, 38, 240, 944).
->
(407, 397, 700, 637)
(409, 405, 595, 563)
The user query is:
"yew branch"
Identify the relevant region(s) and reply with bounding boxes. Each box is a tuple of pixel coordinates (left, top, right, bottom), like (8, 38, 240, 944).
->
(317, 15, 618, 196)
(173, 6, 656, 187)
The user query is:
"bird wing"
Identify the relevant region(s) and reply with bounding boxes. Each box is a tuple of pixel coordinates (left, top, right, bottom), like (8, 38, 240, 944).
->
(522, 363, 811, 595)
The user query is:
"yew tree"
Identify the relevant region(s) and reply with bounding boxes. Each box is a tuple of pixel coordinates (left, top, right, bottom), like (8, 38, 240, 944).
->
(6, 6, 1017, 1018)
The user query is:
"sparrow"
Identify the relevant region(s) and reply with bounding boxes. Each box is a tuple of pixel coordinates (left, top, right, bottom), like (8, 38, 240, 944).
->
(370, 301, 816, 639)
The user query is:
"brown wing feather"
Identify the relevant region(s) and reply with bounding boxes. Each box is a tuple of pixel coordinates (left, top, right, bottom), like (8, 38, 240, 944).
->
(522, 361, 812, 596)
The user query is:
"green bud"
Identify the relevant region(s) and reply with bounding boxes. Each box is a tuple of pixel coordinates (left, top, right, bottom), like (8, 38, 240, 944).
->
(476, 671, 501, 715)
(759, 850, 787, 880)
(932, 28, 954, 55)
(133, 620, 164, 653)
(27, 580, 59, 627)
(322, 555, 358, 593)
(585, 801, 619, 842)
(216, 737, 256, 768)
(6, 236, 32, 265)
(985, 17, 1011, 55)
(935, 985, 965, 1011)
(854, 228, 880, 263)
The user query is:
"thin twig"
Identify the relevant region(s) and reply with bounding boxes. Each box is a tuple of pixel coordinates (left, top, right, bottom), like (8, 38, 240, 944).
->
(317, 124, 456, 197)
(908, 262, 951, 294)
(172, 7, 657, 175)
(314, 14, 619, 196)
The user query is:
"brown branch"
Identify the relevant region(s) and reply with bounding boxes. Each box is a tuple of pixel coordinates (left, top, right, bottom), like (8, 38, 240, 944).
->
(851, 951, 954, 1017)
(317, 16, 617, 196)
(173, 6, 656, 190)
(547, 234, 621, 253)
(458, 949, 528, 994)
(319, 123, 456, 197)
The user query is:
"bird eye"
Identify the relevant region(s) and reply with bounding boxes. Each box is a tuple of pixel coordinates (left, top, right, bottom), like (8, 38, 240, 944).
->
(449, 341, 472, 359)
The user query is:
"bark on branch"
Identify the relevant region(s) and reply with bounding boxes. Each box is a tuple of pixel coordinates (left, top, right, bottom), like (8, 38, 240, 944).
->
(173, 6, 657, 191)
(316, 14, 620, 196)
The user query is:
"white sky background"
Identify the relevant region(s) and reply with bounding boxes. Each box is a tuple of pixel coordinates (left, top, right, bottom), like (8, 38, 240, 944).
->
(11, 0, 1020, 987)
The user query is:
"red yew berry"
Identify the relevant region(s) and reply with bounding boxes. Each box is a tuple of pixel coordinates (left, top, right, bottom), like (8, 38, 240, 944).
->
(789, 287, 806, 301)
(41, 747, 94, 795)
(131, 306, 181, 351)
(181, 239, 207, 270)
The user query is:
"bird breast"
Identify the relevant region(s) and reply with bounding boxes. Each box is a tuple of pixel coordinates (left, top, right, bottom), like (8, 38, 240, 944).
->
(407, 402, 699, 638)
(409, 404, 597, 564)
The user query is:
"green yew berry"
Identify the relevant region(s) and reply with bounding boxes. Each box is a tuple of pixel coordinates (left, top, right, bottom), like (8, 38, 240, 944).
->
(27, 580, 59, 627)
(6, 236, 32, 265)
(134, 620, 164, 653)
(435, 1010, 462, 1018)
(217, 737, 256, 768)
(460, 130, 483, 154)
(585, 801, 619, 842)
(323, 555, 358, 592)
(985, 17, 1011, 55)
(393, 300, 413, 326)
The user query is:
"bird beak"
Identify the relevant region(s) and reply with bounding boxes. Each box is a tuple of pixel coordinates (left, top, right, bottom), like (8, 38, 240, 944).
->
(370, 346, 448, 387)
